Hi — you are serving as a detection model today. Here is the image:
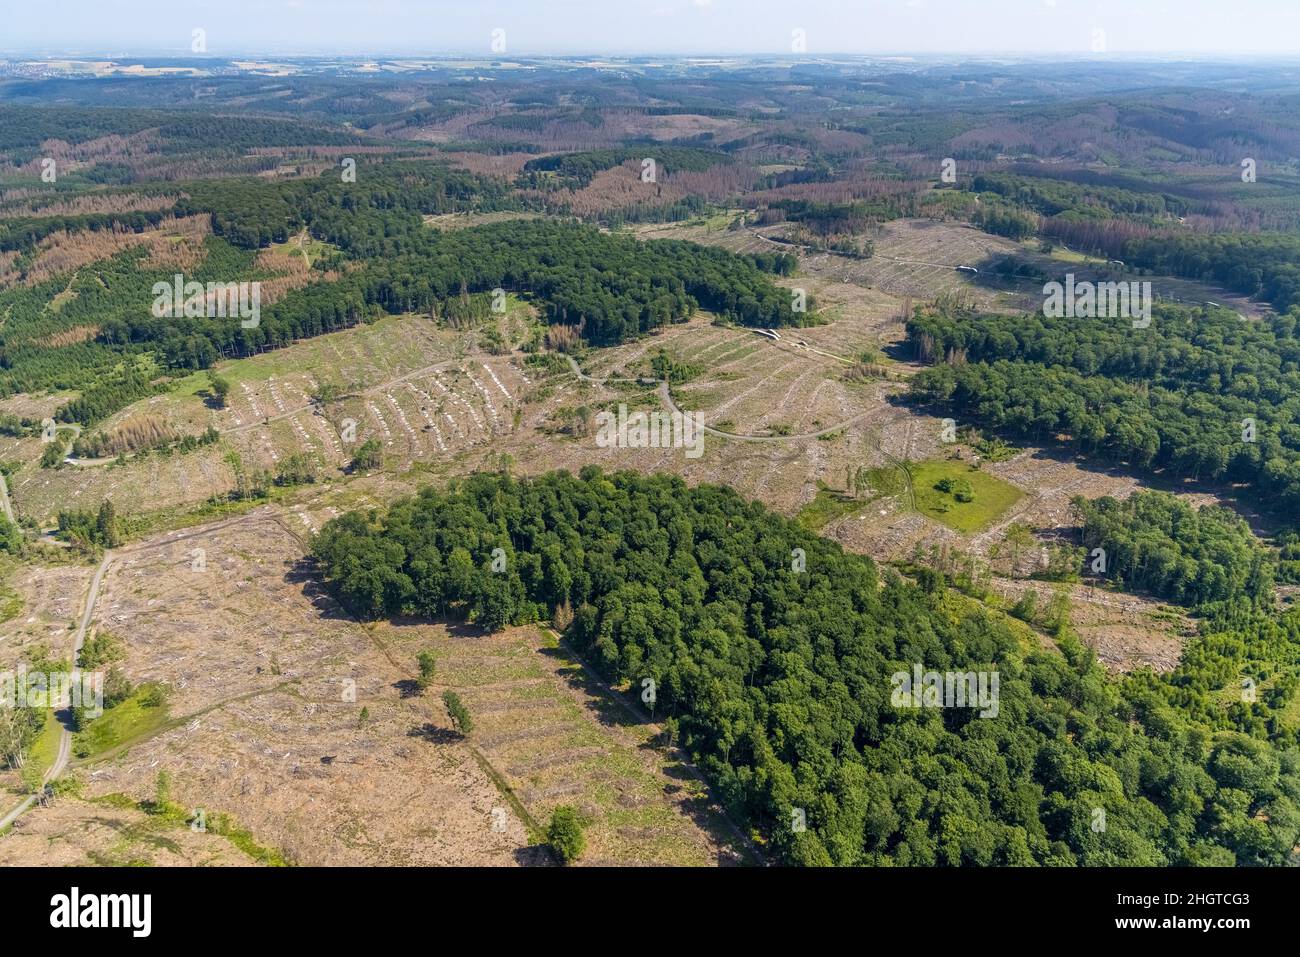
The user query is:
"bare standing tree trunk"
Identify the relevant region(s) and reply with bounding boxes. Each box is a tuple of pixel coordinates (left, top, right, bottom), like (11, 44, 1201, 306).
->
(0, 706, 28, 770)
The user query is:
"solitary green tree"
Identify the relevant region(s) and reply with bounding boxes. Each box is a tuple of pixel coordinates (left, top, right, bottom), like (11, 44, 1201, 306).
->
(351, 438, 383, 472)
(208, 373, 231, 408)
(153, 770, 173, 813)
(547, 805, 586, 865)
(416, 649, 437, 690)
(442, 690, 473, 735)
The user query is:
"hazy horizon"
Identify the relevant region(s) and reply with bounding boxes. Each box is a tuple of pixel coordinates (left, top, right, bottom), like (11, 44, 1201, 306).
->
(3, 0, 1299, 58)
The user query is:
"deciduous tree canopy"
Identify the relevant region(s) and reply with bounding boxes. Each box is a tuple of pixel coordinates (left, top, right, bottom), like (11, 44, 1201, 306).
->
(310, 468, 1300, 866)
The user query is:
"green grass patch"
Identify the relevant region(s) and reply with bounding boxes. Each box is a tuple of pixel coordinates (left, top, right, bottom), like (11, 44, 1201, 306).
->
(796, 483, 870, 531)
(909, 458, 1024, 534)
(864, 466, 908, 497)
(0, 581, 21, 623)
(89, 793, 289, 865)
(20, 710, 64, 790)
(47, 286, 79, 314)
(1030, 242, 1102, 265)
(72, 685, 170, 759)
(265, 234, 336, 268)
(1278, 683, 1300, 732)
(207, 811, 289, 865)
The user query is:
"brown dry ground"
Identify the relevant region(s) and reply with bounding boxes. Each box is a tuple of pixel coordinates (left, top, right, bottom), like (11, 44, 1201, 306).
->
(4, 213, 1258, 830)
(1, 508, 740, 866)
(988, 577, 1192, 674)
(0, 559, 90, 665)
(53, 510, 541, 866)
(5, 313, 538, 523)
(6, 296, 1207, 676)
(477, 315, 939, 525)
(0, 391, 75, 422)
(378, 620, 746, 866)
(0, 796, 259, 866)
(636, 218, 1031, 312)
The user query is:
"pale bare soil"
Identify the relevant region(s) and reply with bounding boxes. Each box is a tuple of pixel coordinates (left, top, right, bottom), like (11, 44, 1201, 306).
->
(12, 443, 233, 526)
(635, 218, 1028, 311)
(0, 560, 92, 668)
(843, 219, 1030, 308)
(0, 797, 258, 866)
(4, 216, 1263, 835)
(479, 314, 927, 518)
(7, 315, 539, 523)
(3, 507, 738, 865)
(988, 577, 1192, 674)
(0, 391, 76, 422)
(379, 620, 744, 866)
(56, 510, 537, 865)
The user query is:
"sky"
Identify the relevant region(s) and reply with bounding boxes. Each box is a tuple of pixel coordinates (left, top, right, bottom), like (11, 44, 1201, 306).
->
(3, 0, 1300, 57)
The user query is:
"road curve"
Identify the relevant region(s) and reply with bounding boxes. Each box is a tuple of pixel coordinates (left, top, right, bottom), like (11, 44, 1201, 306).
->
(586, 347, 918, 503)
(0, 549, 111, 830)
(49, 551, 113, 781)
(566, 353, 872, 442)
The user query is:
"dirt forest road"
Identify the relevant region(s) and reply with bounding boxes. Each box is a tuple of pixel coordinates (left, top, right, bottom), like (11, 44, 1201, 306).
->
(566, 347, 871, 443)
(50, 551, 114, 778)
(0, 471, 13, 523)
(0, 507, 288, 831)
(0, 549, 110, 830)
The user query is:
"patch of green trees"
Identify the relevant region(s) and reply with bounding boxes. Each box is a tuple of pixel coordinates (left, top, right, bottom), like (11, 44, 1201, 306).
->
(310, 468, 1300, 866)
(1074, 491, 1273, 611)
(907, 303, 1300, 515)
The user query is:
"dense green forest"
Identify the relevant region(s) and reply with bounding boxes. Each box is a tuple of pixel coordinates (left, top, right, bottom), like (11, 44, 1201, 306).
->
(1066, 489, 1300, 744)
(174, 160, 509, 252)
(109, 218, 801, 365)
(908, 304, 1300, 747)
(769, 199, 902, 236)
(970, 203, 1039, 241)
(310, 468, 1300, 866)
(0, 233, 265, 403)
(1073, 491, 1273, 611)
(0, 160, 800, 417)
(519, 147, 729, 190)
(906, 303, 1300, 515)
(971, 172, 1191, 223)
(1118, 233, 1300, 313)
(0, 106, 367, 163)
